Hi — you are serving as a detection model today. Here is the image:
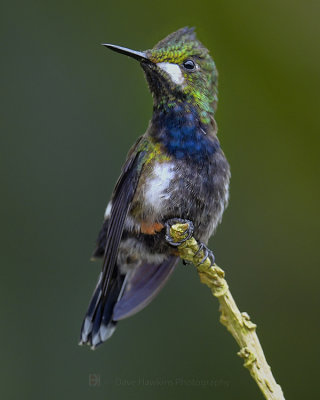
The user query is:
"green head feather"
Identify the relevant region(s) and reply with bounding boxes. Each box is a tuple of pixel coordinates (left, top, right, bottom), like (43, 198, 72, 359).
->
(143, 27, 218, 124)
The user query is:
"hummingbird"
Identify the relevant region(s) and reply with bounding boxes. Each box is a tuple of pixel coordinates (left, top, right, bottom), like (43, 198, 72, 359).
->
(79, 27, 230, 349)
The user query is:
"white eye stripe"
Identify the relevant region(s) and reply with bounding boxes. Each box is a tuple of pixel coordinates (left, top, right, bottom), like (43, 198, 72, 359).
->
(157, 62, 185, 85)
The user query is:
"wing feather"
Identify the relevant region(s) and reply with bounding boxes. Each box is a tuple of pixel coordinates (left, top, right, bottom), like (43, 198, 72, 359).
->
(91, 140, 146, 321)
(113, 256, 178, 320)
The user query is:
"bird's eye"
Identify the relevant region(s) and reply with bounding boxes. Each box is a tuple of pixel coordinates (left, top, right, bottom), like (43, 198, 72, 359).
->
(183, 59, 196, 71)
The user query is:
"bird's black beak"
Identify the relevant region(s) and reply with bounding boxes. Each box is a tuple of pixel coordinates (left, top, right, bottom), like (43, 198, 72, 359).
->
(102, 44, 149, 62)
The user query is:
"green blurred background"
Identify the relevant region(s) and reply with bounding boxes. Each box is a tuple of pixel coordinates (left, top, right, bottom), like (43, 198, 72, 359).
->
(1, 0, 319, 398)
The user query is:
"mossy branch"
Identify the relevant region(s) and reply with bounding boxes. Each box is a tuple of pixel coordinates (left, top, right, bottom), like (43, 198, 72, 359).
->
(167, 222, 285, 400)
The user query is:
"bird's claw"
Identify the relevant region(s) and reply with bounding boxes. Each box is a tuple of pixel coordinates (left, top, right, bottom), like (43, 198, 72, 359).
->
(165, 218, 194, 247)
(195, 242, 215, 265)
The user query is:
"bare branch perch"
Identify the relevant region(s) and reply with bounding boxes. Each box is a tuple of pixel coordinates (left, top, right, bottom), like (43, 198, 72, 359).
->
(167, 222, 285, 400)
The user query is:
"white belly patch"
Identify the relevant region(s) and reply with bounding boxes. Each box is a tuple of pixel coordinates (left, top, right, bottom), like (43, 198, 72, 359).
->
(144, 162, 175, 211)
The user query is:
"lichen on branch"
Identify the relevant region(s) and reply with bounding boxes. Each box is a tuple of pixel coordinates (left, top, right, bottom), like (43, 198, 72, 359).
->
(167, 222, 285, 400)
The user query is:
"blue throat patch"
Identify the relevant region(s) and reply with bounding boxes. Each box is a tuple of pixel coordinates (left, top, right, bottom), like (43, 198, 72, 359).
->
(152, 104, 220, 163)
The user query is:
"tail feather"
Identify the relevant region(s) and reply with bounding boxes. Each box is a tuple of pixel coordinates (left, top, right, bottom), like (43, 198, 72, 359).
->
(79, 257, 178, 349)
(79, 270, 124, 349)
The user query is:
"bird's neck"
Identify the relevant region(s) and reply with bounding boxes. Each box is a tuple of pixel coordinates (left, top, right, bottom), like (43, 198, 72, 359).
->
(150, 102, 220, 163)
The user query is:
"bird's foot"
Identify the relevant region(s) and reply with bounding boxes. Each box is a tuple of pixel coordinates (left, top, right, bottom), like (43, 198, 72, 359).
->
(165, 218, 194, 247)
(194, 242, 215, 265)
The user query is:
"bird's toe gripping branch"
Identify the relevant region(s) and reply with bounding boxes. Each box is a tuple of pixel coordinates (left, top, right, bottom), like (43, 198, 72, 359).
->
(164, 219, 215, 269)
(195, 242, 215, 265)
(165, 218, 194, 246)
